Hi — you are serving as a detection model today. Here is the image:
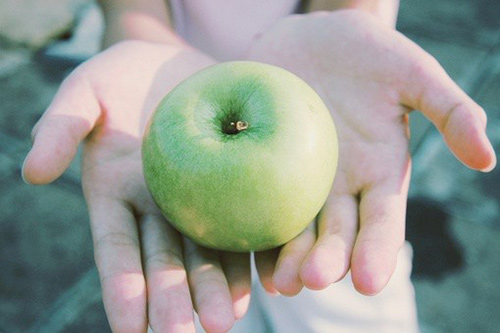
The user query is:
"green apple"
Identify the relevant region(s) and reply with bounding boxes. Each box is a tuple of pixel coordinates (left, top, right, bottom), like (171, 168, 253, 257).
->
(142, 61, 338, 252)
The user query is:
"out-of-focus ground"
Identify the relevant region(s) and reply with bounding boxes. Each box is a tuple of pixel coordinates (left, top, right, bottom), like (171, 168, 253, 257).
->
(1, 1, 499, 332)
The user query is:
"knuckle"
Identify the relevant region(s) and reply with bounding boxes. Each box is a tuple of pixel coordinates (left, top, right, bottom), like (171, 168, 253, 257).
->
(144, 248, 184, 270)
(93, 231, 140, 266)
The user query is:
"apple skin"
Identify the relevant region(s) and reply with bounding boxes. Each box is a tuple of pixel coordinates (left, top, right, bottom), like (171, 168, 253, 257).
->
(142, 61, 338, 252)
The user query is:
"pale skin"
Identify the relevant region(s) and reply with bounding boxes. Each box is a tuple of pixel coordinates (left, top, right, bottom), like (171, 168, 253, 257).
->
(22, 1, 496, 332)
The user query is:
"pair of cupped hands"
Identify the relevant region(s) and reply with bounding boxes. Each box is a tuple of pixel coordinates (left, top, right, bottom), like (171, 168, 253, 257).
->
(22, 10, 496, 333)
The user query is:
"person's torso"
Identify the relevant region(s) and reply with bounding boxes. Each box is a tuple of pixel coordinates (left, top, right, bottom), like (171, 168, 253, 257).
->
(169, 0, 302, 60)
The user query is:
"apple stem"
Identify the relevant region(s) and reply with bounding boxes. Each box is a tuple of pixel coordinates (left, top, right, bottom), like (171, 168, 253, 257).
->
(235, 121, 248, 131)
(224, 120, 249, 134)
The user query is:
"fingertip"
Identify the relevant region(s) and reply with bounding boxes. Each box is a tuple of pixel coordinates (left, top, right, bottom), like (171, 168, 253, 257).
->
(299, 248, 333, 290)
(199, 308, 235, 333)
(480, 160, 496, 173)
(233, 291, 251, 320)
(21, 153, 53, 185)
(460, 142, 496, 173)
(218, 251, 252, 320)
(21, 155, 33, 185)
(351, 270, 388, 296)
(21, 149, 66, 185)
(300, 268, 329, 291)
(272, 256, 304, 296)
(260, 275, 281, 297)
(254, 249, 281, 296)
(272, 269, 303, 296)
(299, 239, 350, 291)
(351, 251, 397, 296)
(270, 223, 316, 296)
(299, 259, 333, 291)
(437, 101, 497, 173)
(477, 141, 497, 173)
(458, 127, 497, 172)
(225, 278, 252, 320)
(478, 159, 496, 173)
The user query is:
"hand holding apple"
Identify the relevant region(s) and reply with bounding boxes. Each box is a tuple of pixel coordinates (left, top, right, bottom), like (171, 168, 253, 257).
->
(20, 8, 497, 332)
(22, 41, 254, 333)
(247, 10, 496, 296)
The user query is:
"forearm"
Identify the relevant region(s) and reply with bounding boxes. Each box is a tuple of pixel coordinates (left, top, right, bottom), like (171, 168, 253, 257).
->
(97, 0, 181, 48)
(306, 0, 400, 27)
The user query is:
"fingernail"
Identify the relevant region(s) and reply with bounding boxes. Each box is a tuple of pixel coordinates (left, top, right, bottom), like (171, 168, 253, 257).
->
(263, 282, 280, 297)
(479, 155, 496, 173)
(266, 289, 281, 297)
(21, 155, 32, 185)
(480, 165, 495, 173)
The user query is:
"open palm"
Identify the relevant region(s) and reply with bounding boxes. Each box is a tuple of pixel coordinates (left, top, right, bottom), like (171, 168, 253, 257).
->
(248, 10, 496, 296)
(23, 41, 251, 333)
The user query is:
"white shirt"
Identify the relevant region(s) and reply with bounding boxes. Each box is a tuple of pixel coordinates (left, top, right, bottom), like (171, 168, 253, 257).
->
(169, 0, 301, 61)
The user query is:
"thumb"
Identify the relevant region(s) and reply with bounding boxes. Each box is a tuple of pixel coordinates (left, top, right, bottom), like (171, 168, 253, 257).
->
(22, 71, 101, 184)
(402, 50, 496, 172)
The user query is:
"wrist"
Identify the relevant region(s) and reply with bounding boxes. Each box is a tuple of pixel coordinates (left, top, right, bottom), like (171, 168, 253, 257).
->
(98, 0, 181, 48)
(306, 0, 400, 28)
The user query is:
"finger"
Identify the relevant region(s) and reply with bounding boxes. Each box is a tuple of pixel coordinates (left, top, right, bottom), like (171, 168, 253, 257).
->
(140, 214, 195, 333)
(351, 171, 410, 296)
(219, 252, 252, 320)
(88, 197, 147, 333)
(272, 222, 316, 296)
(254, 248, 280, 296)
(22, 69, 101, 184)
(402, 50, 496, 172)
(300, 195, 358, 290)
(183, 239, 235, 332)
